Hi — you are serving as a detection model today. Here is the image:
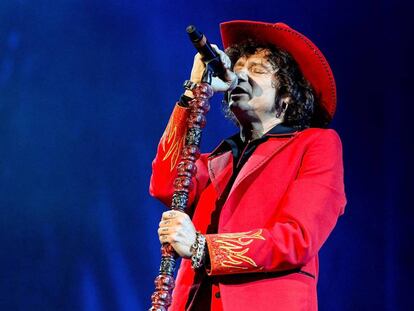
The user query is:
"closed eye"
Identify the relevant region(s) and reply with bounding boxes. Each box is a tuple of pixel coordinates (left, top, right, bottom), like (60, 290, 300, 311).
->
(250, 66, 268, 74)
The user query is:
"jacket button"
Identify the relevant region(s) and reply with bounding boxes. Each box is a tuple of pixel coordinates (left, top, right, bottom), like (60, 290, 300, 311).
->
(215, 292, 221, 298)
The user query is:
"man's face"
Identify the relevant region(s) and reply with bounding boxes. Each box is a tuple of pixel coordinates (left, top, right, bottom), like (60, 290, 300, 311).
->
(228, 49, 278, 124)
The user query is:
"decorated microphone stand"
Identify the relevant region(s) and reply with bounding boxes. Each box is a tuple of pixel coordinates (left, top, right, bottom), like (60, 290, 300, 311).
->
(149, 71, 214, 310)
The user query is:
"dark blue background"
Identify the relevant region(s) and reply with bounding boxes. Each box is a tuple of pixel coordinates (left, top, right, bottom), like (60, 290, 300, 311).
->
(1, 0, 413, 310)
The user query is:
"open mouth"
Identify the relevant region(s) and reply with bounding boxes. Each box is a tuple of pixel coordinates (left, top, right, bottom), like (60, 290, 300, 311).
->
(230, 85, 251, 99)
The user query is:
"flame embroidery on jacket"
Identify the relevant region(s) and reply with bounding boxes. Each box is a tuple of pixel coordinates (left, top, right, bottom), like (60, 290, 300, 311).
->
(161, 118, 186, 172)
(210, 230, 265, 271)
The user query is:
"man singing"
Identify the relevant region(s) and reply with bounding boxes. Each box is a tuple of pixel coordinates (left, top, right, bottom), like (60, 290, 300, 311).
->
(150, 20, 346, 311)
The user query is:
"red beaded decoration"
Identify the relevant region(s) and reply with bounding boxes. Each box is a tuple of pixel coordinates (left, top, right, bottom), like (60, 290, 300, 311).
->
(149, 83, 213, 310)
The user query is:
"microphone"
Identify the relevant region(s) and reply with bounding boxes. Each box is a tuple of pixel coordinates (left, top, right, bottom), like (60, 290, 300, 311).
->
(186, 25, 226, 80)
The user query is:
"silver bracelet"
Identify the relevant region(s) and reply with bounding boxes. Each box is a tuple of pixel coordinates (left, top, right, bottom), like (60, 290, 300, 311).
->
(183, 80, 197, 91)
(191, 232, 206, 269)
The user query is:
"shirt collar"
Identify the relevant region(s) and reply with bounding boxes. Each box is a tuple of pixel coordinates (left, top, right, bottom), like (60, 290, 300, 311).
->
(209, 124, 298, 158)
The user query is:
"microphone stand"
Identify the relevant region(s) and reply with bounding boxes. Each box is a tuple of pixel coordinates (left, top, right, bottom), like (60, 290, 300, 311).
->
(149, 66, 214, 310)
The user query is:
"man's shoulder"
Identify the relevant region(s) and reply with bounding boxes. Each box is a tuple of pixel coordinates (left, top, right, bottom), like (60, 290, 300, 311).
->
(294, 128, 343, 154)
(297, 127, 341, 141)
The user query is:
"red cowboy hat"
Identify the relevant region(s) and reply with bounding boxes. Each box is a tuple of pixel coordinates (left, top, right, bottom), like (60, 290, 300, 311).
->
(220, 20, 337, 121)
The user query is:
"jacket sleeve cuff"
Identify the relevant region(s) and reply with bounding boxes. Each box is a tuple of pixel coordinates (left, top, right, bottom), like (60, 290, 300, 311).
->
(205, 229, 266, 276)
(178, 94, 193, 107)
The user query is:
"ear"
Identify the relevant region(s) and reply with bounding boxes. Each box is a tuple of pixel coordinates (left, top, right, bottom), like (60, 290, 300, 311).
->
(276, 96, 291, 119)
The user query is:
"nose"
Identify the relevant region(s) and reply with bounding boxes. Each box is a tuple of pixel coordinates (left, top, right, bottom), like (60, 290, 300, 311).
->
(236, 70, 249, 82)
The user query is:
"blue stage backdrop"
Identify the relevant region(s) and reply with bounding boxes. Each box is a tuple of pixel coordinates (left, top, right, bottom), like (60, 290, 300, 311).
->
(1, 0, 413, 310)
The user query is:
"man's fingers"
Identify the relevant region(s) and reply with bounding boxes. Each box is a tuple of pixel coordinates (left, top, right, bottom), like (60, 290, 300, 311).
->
(162, 210, 189, 221)
(159, 234, 169, 244)
(193, 52, 203, 61)
(162, 211, 178, 220)
(211, 44, 231, 69)
(159, 219, 171, 227)
(158, 226, 170, 235)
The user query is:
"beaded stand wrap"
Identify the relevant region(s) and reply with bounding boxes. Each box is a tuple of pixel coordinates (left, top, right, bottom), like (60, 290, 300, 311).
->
(149, 83, 213, 311)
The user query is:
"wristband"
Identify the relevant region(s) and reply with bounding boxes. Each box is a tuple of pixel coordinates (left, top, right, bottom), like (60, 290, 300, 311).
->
(183, 80, 197, 91)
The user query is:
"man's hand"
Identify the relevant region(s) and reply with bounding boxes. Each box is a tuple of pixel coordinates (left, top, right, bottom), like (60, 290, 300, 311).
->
(185, 44, 237, 96)
(158, 210, 197, 258)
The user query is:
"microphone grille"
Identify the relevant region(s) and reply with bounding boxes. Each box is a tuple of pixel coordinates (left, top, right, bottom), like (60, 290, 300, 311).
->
(186, 25, 203, 42)
(186, 25, 196, 34)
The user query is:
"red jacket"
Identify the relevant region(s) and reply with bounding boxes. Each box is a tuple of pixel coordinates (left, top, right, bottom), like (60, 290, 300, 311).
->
(150, 105, 346, 311)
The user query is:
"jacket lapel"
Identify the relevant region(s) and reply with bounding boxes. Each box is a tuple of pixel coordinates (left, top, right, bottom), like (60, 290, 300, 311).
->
(228, 134, 298, 199)
(208, 151, 233, 198)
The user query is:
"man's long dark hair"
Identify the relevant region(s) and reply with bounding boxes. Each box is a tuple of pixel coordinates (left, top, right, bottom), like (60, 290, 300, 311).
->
(223, 39, 330, 129)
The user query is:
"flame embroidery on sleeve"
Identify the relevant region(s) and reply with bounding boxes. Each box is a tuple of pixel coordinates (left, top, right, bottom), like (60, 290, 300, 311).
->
(160, 117, 186, 172)
(210, 230, 265, 271)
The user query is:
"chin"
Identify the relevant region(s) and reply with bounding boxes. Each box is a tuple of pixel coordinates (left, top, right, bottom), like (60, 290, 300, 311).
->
(229, 98, 250, 110)
(229, 102, 253, 121)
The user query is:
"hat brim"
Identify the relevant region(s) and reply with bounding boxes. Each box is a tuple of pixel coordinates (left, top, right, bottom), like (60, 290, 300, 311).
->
(220, 20, 337, 120)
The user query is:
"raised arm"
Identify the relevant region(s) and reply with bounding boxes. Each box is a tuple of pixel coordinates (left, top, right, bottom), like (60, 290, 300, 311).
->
(150, 44, 236, 209)
(149, 103, 210, 209)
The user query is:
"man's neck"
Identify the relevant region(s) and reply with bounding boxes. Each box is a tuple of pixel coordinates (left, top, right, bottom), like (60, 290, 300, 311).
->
(239, 117, 283, 142)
